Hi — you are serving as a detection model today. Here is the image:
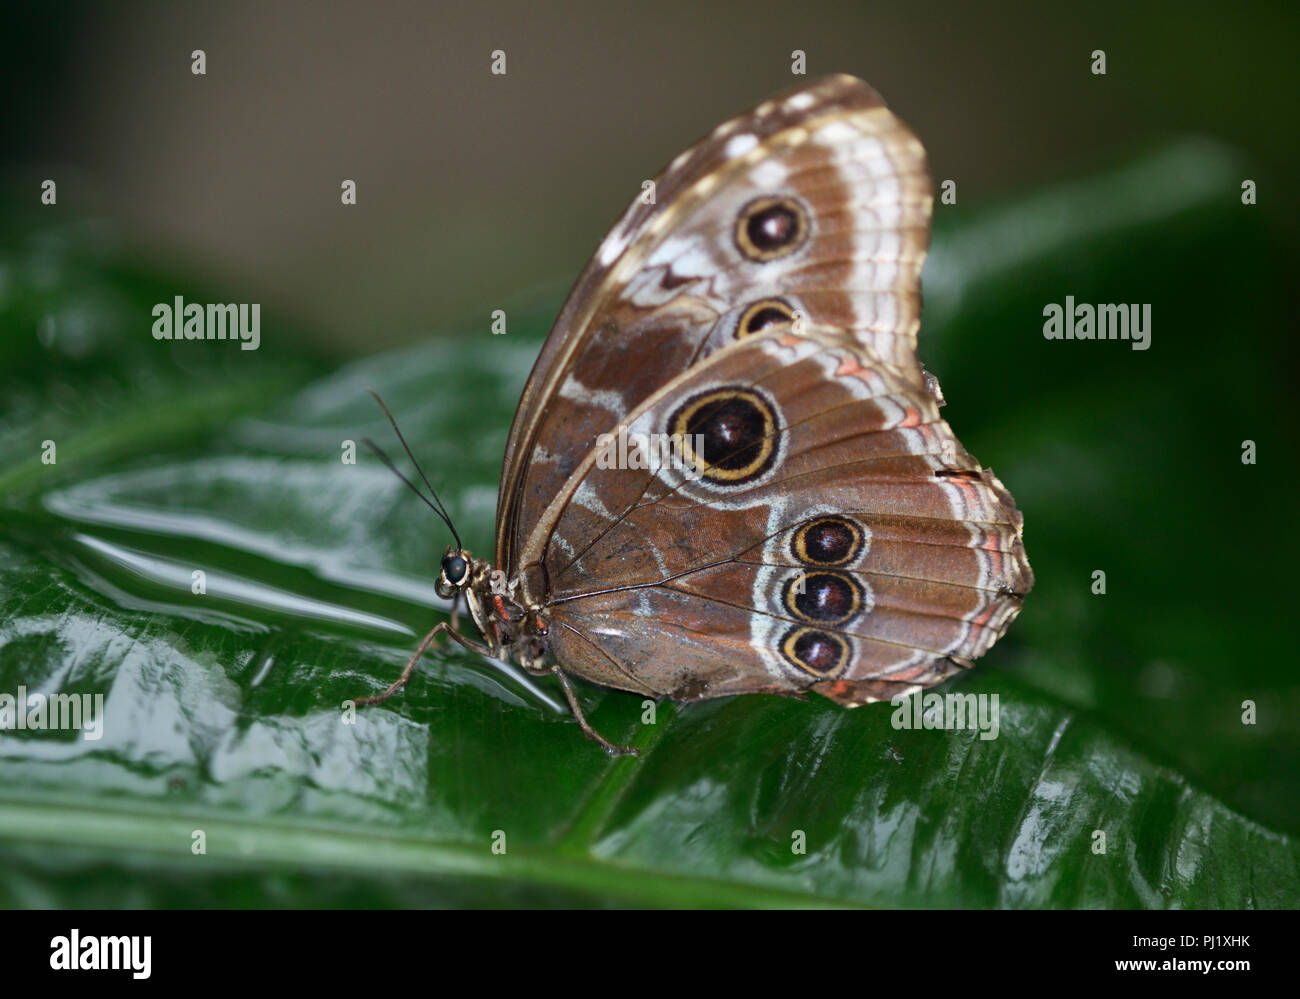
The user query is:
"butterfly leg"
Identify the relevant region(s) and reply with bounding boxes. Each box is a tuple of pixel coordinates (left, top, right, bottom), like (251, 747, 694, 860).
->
(551, 666, 640, 757)
(354, 620, 489, 707)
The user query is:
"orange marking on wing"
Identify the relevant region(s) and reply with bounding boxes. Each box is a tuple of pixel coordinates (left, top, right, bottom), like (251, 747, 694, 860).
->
(970, 600, 998, 629)
(949, 477, 979, 511)
(822, 680, 856, 698)
(889, 661, 930, 681)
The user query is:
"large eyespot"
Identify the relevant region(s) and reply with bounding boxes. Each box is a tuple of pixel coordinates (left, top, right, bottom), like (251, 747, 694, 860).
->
(735, 196, 809, 261)
(441, 553, 468, 584)
(735, 298, 796, 340)
(669, 387, 779, 485)
(792, 516, 864, 567)
(782, 571, 863, 626)
(779, 626, 850, 678)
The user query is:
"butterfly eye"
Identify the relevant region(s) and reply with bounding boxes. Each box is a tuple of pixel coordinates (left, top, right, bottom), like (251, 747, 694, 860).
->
(735, 196, 809, 261)
(441, 554, 468, 585)
(736, 298, 796, 339)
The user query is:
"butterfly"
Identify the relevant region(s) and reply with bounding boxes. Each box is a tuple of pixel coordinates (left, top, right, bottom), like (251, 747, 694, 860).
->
(358, 74, 1033, 755)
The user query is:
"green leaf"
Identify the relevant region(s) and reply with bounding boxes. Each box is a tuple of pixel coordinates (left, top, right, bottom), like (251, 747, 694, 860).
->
(1, 141, 1296, 907)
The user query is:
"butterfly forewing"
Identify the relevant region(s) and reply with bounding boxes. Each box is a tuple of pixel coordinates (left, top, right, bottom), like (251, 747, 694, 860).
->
(497, 75, 932, 569)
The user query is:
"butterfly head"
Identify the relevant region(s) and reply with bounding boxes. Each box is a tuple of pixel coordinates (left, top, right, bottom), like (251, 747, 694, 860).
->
(436, 546, 472, 599)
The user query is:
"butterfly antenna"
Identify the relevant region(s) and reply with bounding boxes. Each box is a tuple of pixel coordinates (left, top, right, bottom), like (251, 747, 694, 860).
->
(364, 389, 463, 550)
(361, 438, 463, 548)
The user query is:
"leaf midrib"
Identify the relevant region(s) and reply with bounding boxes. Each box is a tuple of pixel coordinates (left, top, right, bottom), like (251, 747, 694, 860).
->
(0, 794, 857, 908)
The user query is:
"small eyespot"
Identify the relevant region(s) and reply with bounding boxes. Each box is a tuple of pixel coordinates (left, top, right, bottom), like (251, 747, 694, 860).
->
(783, 571, 863, 626)
(792, 517, 864, 567)
(735, 298, 796, 339)
(735, 196, 809, 261)
(669, 387, 780, 485)
(442, 554, 468, 584)
(779, 626, 851, 678)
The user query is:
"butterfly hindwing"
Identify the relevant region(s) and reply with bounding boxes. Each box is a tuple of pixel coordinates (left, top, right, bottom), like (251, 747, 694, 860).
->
(535, 327, 1031, 703)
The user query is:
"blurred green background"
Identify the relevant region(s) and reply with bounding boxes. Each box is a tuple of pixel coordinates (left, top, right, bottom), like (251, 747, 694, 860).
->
(0, 1, 1296, 907)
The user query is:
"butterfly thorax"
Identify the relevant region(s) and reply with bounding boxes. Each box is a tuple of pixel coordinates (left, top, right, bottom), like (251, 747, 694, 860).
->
(456, 552, 550, 673)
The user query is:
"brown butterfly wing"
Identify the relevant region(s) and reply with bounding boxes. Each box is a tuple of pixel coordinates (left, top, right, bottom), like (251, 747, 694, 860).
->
(496, 75, 932, 571)
(493, 74, 1031, 704)
(527, 327, 1031, 705)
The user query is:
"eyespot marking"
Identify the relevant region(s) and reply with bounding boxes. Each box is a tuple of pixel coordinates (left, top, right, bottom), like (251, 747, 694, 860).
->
(735, 298, 797, 339)
(735, 196, 809, 261)
(669, 387, 779, 485)
(780, 626, 850, 678)
(792, 517, 864, 566)
(783, 571, 863, 626)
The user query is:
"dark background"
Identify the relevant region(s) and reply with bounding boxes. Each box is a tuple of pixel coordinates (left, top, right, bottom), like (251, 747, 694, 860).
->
(7, 1, 1296, 351)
